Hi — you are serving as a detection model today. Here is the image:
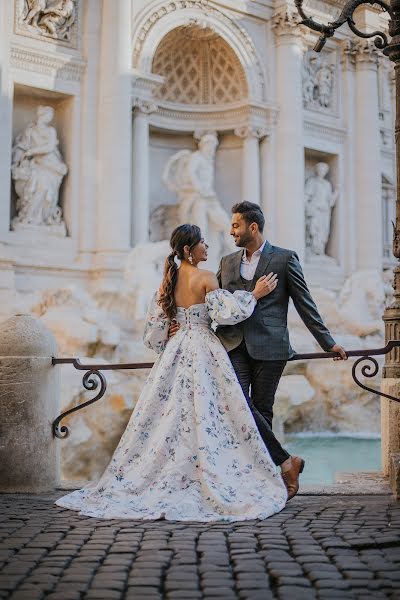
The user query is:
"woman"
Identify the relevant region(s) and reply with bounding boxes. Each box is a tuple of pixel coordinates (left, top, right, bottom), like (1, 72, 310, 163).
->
(55, 225, 287, 521)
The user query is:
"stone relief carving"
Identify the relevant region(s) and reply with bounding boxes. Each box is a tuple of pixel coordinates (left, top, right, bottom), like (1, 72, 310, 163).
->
(305, 162, 338, 260)
(17, 0, 77, 43)
(151, 132, 234, 270)
(11, 106, 67, 236)
(302, 51, 335, 110)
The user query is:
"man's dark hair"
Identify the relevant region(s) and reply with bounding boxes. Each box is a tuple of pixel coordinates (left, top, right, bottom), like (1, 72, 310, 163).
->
(231, 201, 265, 233)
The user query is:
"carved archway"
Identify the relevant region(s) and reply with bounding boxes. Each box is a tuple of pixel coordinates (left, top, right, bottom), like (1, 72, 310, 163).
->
(132, 0, 267, 103)
(152, 25, 248, 105)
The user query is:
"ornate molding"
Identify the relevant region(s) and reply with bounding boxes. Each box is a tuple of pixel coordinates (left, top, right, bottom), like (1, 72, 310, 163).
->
(131, 71, 163, 114)
(149, 100, 277, 135)
(304, 119, 347, 143)
(10, 44, 85, 82)
(14, 0, 80, 49)
(131, 0, 266, 103)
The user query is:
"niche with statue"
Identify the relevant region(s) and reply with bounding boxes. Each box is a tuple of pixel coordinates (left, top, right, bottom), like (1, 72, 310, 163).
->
(11, 85, 74, 238)
(304, 149, 340, 269)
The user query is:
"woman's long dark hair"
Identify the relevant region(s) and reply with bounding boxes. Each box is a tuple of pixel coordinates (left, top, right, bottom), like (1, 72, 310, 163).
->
(158, 224, 202, 320)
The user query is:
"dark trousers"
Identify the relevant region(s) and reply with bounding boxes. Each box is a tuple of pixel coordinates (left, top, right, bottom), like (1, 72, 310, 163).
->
(229, 340, 290, 466)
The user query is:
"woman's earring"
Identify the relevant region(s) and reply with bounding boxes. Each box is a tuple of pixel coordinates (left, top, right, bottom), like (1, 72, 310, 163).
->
(188, 254, 193, 265)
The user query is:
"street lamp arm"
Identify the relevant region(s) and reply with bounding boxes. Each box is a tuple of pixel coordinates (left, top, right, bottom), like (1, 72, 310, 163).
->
(294, 0, 392, 51)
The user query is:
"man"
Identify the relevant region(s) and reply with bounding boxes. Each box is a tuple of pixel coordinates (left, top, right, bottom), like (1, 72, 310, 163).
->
(216, 202, 347, 499)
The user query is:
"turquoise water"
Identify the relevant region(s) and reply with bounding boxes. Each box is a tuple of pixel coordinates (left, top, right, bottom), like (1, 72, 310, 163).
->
(285, 435, 381, 485)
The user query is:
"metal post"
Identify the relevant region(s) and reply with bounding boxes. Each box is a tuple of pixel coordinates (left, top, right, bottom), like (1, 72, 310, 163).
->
(383, 0, 400, 377)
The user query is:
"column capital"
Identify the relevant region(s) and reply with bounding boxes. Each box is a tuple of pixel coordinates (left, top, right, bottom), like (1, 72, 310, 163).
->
(272, 10, 306, 40)
(340, 39, 357, 70)
(234, 125, 268, 140)
(132, 97, 158, 115)
(354, 39, 380, 68)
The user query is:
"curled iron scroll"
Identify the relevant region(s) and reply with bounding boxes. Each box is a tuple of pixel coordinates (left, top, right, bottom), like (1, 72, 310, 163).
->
(352, 356, 400, 403)
(294, 0, 392, 52)
(52, 370, 107, 439)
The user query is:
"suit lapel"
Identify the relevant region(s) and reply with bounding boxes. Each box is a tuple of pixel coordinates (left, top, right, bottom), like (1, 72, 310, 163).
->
(252, 240, 274, 285)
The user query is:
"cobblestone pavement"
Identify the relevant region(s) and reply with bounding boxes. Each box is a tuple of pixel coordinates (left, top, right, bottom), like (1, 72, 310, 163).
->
(0, 493, 399, 600)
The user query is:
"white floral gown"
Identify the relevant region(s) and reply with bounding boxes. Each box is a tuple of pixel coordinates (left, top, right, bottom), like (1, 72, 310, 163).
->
(55, 289, 287, 521)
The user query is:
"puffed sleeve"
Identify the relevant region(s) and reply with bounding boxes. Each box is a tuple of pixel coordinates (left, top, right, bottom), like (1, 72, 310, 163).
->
(143, 292, 170, 354)
(205, 289, 256, 329)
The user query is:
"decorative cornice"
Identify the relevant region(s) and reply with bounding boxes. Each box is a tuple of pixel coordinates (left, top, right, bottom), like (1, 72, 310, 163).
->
(10, 44, 85, 82)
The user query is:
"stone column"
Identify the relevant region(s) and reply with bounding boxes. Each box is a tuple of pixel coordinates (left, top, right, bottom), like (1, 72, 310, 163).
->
(354, 39, 382, 271)
(95, 0, 132, 268)
(0, 316, 60, 493)
(131, 100, 156, 245)
(234, 126, 264, 205)
(272, 11, 305, 260)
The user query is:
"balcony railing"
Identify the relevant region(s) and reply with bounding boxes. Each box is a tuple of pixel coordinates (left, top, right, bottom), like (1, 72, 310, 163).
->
(51, 341, 400, 439)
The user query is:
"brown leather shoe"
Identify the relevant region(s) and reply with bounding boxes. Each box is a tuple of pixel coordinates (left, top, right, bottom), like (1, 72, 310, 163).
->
(281, 456, 305, 500)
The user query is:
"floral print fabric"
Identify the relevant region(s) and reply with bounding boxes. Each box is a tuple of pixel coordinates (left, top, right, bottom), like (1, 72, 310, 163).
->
(55, 289, 287, 521)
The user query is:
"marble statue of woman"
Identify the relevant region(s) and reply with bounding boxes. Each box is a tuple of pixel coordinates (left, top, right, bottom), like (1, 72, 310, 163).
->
(162, 132, 235, 270)
(11, 105, 67, 236)
(305, 162, 338, 258)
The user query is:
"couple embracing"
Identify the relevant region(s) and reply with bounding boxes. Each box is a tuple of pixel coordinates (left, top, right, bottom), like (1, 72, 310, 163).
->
(56, 202, 346, 521)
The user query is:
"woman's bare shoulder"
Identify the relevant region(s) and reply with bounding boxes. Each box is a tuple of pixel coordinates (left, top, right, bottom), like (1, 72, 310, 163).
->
(198, 269, 219, 292)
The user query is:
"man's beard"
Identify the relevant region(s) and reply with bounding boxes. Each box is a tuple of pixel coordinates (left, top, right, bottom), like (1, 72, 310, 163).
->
(236, 232, 252, 247)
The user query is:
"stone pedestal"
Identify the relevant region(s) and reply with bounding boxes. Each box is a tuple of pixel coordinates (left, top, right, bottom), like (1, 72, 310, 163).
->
(0, 315, 60, 493)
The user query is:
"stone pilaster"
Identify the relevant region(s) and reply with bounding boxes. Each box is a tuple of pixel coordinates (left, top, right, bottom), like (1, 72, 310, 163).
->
(272, 10, 306, 259)
(354, 39, 382, 271)
(95, 0, 132, 276)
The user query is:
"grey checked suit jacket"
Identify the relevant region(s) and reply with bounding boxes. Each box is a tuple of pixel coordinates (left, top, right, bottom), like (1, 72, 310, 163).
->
(216, 241, 336, 360)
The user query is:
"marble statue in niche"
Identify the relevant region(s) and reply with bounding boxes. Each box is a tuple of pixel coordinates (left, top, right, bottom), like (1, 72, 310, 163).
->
(11, 105, 68, 236)
(155, 132, 234, 270)
(302, 51, 335, 110)
(21, 0, 76, 42)
(305, 162, 338, 259)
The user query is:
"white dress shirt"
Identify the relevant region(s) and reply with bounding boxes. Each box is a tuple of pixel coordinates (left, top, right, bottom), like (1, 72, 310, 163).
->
(240, 241, 267, 281)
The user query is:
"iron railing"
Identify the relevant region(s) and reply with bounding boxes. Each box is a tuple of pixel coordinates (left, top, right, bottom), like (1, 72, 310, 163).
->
(52, 341, 400, 439)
